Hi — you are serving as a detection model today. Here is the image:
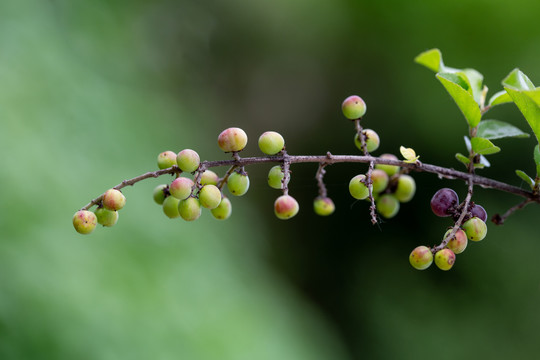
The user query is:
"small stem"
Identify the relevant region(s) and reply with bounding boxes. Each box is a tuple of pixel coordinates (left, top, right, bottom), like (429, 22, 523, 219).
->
(281, 149, 291, 196)
(315, 162, 328, 198)
(355, 119, 377, 225)
(217, 165, 238, 190)
(492, 199, 533, 225)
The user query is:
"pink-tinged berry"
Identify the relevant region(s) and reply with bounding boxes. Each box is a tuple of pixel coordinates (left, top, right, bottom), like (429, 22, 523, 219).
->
(102, 189, 126, 211)
(198, 185, 222, 209)
(218, 127, 248, 152)
(394, 174, 416, 203)
(313, 196, 335, 216)
(200, 170, 219, 186)
(342, 95, 367, 120)
(354, 129, 380, 153)
(445, 228, 468, 254)
(95, 207, 118, 227)
(73, 210, 97, 234)
(349, 174, 369, 200)
(376, 194, 400, 218)
(434, 249, 456, 271)
(162, 196, 180, 218)
(157, 151, 177, 169)
(462, 217, 487, 242)
(371, 169, 389, 193)
(430, 188, 459, 217)
(178, 197, 202, 221)
(409, 246, 433, 270)
(211, 196, 232, 220)
(169, 177, 194, 200)
(274, 195, 299, 220)
(258, 131, 285, 155)
(176, 149, 200, 173)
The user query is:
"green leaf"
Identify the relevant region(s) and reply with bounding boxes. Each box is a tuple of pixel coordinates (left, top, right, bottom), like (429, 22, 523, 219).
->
(471, 137, 501, 155)
(476, 119, 529, 140)
(414, 48, 443, 72)
(437, 73, 482, 127)
(505, 87, 540, 143)
(455, 153, 470, 167)
(515, 170, 535, 189)
(502, 69, 535, 90)
(461, 68, 484, 104)
(488, 90, 512, 107)
(534, 145, 540, 165)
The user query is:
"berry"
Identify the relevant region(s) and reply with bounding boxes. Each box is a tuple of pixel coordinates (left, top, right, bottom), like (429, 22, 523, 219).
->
(430, 188, 459, 217)
(409, 246, 433, 270)
(354, 129, 380, 153)
(342, 95, 367, 119)
(102, 189, 126, 211)
(162, 196, 180, 218)
(153, 184, 168, 205)
(462, 217, 487, 242)
(394, 174, 416, 203)
(313, 196, 335, 216)
(376, 194, 400, 218)
(200, 170, 219, 186)
(178, 197, 202, 221)
(227, 172, 250, 196)
(198, 185, 222, 209)
(218, 127, 248, 152)
(95, 207, 119, 227)
(211, 196, 232, 220)
(72, 210, 97, 234)
(157, 151, 177, 169)
(258, 131, 285, 155)
(267, 165, 285, 189)
(444, 228, 468, 254)
(434, 249, 456, 271)
(274, 195, 299, 220)
(375, 154, 400, 176)
(470, 204, 488, 222)
(349, 174, 369, 200)
(176, 149, 200, 173)
(169, 177, 194, 200)
(371, 169, 389, 193)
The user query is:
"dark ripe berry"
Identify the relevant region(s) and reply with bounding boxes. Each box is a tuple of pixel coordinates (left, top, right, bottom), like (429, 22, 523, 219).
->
(470, 204, 487, 222)
(430, 188, 459, 217)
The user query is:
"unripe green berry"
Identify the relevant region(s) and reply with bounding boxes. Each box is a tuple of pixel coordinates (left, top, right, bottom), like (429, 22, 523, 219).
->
(462, 217, 487, 242)
(354, 129, 380, 153)
(274, 195, 299, 220)
(342, 95, 367, 120)
(258, 131, 285, 155)
(72, 210, 97, 234)
(178, 197, 202, 221)
(376, 194, 400, 218)
(409, 246, 433, 270)
(375, 154, 400, 176)
(371, 169, 389, 193)
(162, 196, 180, 218)
(218, 127, 248, 152)
(153, 184, 168, 205)
(227, 172, 250, 196)
(102, 189, 126, 211)
(349, 174, 369, 200)
(157, 151, 177, 169)
(267, 165, 285, 189)
(313, 196, 335, 216)
(211, 196, 232, 220)
(169, 177, 194, 200)
(445, 228, 468, 254)
(394, 174, 416, 203)
(95, 207, 119, 227)
(198, 185, 222, 209)
(434, 249, 456, 271)
(200, 170, 219, 186)
(176, 149, 200, 173)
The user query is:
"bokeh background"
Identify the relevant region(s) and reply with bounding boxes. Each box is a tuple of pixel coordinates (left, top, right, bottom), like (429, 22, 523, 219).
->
(1, 0, 540, 359)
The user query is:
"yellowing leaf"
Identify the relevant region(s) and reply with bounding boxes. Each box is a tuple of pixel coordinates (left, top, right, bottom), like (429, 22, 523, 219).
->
(400, 146, 420, 163)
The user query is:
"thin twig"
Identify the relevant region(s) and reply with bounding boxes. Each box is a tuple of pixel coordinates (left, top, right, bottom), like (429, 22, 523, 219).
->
(355, 119, 378, 225)
(492, 199, 533, 225)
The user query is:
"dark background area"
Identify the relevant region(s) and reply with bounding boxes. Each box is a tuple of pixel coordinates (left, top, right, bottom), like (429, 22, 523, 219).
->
(1, 0, 540, 359)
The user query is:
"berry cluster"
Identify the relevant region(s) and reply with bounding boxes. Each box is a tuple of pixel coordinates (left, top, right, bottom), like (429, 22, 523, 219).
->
(72, 189, 125, 234)
(409, 188, 488, 270)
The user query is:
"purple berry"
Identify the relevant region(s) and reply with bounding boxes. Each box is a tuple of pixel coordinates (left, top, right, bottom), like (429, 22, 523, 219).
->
(470, 204, 487, 222)
(430, 188, 459, 217)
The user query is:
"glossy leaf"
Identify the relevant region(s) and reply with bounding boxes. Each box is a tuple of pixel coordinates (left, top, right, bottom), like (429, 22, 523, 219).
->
(462, 68, 484, 104)
(505, 87, 540, 143)
(437, 73, 481, 127)
(515, 170, 534, 189)
(471, 137, 501, 155)
(464, 136, 490, 167)
(534, 145, 540, 165)
(488, 90, 512, 107)
(455, 153, 470, 167)
(414, 48, 443, 72)
(476, 119, 529, 140)
(502, 69, 535, 90)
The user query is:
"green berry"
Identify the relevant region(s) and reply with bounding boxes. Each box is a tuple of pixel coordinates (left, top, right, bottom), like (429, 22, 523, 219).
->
(211, 196, 232, 220)
(274, 195, 299, 220)
(153, 184, 168, 205)
(162, 196, 180, 218)
(375, 154, 400, 176)
(176, 149, 200, 173)
(102, 189, 126, 211)
(200, 170, 219, 186)
(434, 249, 456, 271)
(371, 169, 389, 193)
(342, 95, 367, 119)
(178, 197, 202, 221)
(227, 172, 250, 196)
(462, 217, 487, 242)
(157, 151, 177, 169)
(169, 177, 194, 200)
(72, 210, 97, 234)
(218, 127, 248, 152)
(354, 129, 380, 153)
(376, 194, 400, 218)
(267, 165, 285, 189)
(199, 185, 222, 209)
(409, 246, 433, 270)
(258, 131, 285, 155)
(349, 174, 369, 200)
(313, 196, 335, 216)
(394, 174, 416, 203)
(95, 207, 118, 227)
(445, 228, 468, 254)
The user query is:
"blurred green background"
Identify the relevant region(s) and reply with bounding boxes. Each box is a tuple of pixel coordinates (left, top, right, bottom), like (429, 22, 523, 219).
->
(1, 0, 540, 359)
